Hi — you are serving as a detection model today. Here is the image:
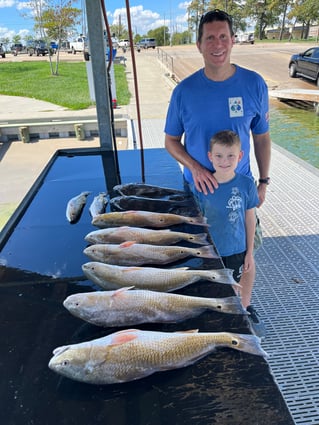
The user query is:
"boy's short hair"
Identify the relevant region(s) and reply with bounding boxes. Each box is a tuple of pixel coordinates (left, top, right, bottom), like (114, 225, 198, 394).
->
(198, 9, 234, 42)
(209, 130, 241, 151)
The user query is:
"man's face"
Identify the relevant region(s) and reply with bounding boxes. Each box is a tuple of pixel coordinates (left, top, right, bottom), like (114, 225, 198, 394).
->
(197, 20, 235, 69)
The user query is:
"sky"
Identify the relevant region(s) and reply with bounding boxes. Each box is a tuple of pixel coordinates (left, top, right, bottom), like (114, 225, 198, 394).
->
(0, 0, 191, 44)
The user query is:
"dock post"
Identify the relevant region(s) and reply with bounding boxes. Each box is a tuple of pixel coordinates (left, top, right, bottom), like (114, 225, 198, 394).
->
(19, 126, 30, 143)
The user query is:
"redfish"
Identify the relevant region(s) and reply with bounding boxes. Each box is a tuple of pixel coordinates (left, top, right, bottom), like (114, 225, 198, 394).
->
(85, 227, 209, 245)
(63, 287, 246, 327)
(48, 329, 267, 384)
(81, 262, 237, 291)
(113, 183, 185, 198)
(92, 210, 208, 228)
(83, 242, 218, 266)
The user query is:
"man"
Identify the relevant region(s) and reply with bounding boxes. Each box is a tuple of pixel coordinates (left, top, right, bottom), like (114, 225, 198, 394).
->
(164, 9, 271, 337)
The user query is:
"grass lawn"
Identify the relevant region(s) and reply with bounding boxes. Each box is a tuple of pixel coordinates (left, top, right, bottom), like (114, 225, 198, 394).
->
(0, 61, 131, 110)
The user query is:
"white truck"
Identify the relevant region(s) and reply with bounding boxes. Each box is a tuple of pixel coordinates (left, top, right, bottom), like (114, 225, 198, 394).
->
(69, 36, 87, 54)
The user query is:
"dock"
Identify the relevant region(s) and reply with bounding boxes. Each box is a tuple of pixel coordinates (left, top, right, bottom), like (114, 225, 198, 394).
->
(1, 49, 319, 424)
(269, 88, 319, 113)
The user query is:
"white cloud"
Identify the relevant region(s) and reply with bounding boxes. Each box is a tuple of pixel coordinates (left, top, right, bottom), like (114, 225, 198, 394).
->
(110, 5, 189, 35)
(0, 0, 16, 8)
(178, 1, 191, 10)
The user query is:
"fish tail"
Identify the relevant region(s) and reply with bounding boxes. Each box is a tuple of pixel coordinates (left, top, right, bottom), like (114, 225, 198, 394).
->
(225, 333, 268, 357)
(186, 216, 209, 227)
(197, 245, 219, 258)
(189, 232, 209, 245)
(208, 296, 247, 315)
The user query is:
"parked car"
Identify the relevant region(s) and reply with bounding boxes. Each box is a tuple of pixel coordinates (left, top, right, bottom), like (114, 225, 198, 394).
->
(235, 33, 254, 44)
(0, 43, 5, 58)
(11, 43, 23, 56)
(118, 39, 129, 48)
(289, 47, 319, 87)
(26, 40, 49, 56)
(50, 41, 58, 53)
(139, 38, 156, 49)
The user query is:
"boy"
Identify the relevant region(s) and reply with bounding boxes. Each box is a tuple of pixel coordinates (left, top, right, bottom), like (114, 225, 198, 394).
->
(195, 130, 265, 337)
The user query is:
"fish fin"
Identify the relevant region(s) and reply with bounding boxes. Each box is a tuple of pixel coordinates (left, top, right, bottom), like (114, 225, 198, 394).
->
(110, 329, 139, 345)
(112, 286, 135, 296)
(52, 345, 70, 356)
(119, 241, 136, 248)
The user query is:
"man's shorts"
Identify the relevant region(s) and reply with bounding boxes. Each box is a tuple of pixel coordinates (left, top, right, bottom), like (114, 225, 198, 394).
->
(221, 251, 246, 283)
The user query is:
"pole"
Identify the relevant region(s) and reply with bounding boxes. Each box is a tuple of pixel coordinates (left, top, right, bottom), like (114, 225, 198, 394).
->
(85, 0, 113, 150)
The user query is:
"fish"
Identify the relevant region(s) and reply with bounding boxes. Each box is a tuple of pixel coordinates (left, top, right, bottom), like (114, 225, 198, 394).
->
(89, 192, 108, 218)
(110, 195, 192, 213)
(63, 287, 247, 327)
(81, 262, 238, 291)
(113, 183, 185, 198)
(92, 210, 208, 229)
(66, 191, 90, 223)
(83, 241, 218, 266)
(48, 328, 268, 384)
(84, 227, 209, 246)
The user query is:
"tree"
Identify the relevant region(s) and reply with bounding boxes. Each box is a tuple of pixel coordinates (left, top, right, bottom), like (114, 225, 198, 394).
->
(243, 0, 278, 39)
(147, 26, 170, 46)
(288, 0, 319, 39)
(26, 0, 81, 75)
(12, 35, 22, 45)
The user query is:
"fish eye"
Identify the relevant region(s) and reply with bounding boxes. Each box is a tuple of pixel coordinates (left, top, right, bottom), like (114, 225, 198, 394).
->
(62, 360, 69, 366)
(231, 339, 239, 346)
(217, 305, 222, 310)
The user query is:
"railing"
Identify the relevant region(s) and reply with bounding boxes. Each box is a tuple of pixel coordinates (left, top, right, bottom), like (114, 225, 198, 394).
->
(157, 48, 180, 83)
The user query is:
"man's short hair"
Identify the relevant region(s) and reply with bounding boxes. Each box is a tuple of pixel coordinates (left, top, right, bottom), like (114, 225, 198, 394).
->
(198, 9, 234, 42)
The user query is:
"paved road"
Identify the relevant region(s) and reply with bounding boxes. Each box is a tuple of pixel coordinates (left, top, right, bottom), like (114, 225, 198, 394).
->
(159, 42, 316, 91)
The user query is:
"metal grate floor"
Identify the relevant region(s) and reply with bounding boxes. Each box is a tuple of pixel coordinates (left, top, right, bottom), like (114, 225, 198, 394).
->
(253, 144, 319, 425)
(135, 119, 319, 425)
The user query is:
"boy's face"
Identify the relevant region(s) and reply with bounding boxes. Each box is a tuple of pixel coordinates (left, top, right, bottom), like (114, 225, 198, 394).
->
(208, 143, 243, 174)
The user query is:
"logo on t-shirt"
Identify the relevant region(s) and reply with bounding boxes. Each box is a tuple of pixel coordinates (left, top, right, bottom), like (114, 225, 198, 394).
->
(228, 97, 244, 118)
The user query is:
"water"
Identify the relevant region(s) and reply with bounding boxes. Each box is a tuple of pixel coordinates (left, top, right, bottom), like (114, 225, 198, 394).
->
(270, 102, 319, 169)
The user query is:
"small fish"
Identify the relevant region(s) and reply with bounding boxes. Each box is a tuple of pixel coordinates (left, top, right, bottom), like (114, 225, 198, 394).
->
(48, 329, 268, 384)
(89, 193, 108, 218)
(83, 242, 218, 266)
(110, 195, 192, 213)
(63, 287, 247, 327)
(66, 191, 90, 223)
(85, 227, 209, 246)
(82, 262, 237, 291)
(113, 183, 185, 198)
(92, 210, 208, 229)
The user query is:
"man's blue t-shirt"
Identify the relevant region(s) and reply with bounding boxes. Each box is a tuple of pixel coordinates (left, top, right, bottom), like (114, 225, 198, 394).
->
(164, 66, 269, 181)
(195, 174, 259, 257)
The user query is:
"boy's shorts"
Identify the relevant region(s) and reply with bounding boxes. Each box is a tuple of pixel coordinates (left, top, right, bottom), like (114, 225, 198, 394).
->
(221, 251, 246, 283)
